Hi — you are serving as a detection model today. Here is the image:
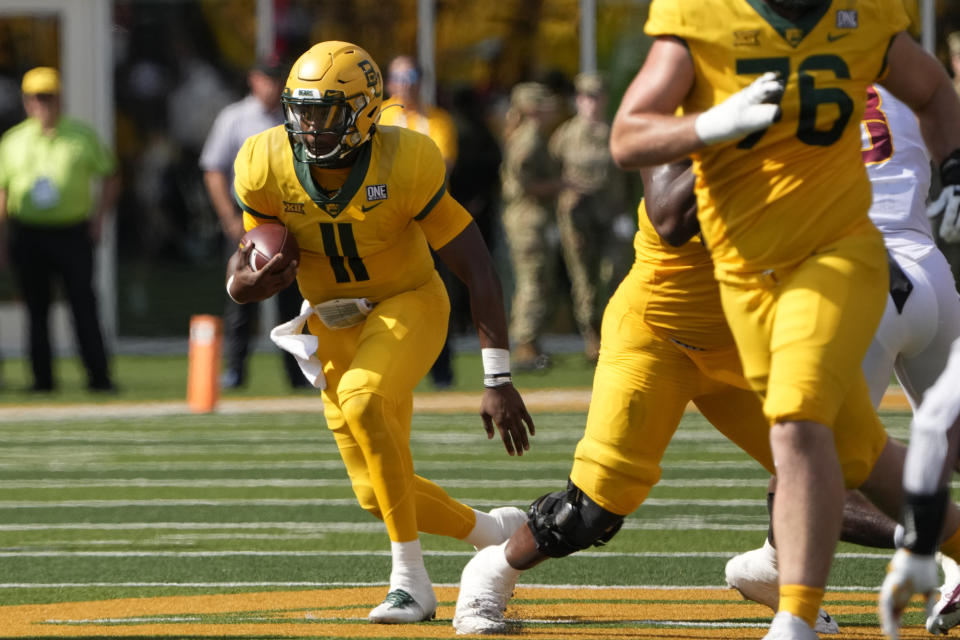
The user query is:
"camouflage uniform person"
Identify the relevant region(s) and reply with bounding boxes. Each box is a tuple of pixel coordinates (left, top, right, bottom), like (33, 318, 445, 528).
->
(549, 72, 631, 362)
(501, 82, 562, 370)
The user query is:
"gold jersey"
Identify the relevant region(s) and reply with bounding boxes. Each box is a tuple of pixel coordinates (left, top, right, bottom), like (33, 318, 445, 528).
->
(645, 0, 909, 281)
(234, 124, 472, 304)
(626, 201, 732, 351)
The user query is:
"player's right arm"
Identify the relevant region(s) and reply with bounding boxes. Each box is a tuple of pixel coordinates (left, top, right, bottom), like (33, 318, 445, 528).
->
(641, 158, 697, 247)
(225, 133, 297, 304)
(882, 32, 960, 244)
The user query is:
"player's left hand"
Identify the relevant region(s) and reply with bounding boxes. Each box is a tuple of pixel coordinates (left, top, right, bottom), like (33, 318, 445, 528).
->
(879, 548, 939, 640)
(480, 384, 535, 457)
(927, 185, 960, 244)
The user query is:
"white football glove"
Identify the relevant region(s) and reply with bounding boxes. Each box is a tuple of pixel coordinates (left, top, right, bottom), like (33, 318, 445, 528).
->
(694, 72, 784, 145)
(879, 548, 939, 640)
(927, 185, 960, 244)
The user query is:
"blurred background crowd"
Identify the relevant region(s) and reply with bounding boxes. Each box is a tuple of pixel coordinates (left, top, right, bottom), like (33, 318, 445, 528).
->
(0, 0, 957, 383)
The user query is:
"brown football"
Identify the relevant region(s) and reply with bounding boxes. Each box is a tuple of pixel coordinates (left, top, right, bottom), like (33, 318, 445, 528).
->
(240, 224, 299, 271)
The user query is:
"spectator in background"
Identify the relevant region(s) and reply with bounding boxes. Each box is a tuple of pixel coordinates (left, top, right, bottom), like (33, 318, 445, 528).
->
(378, 55, 460, 388)
(548, 72, 632, 363)
(500, 82, 563, 371)
(200, 54, 307, 390)
(447, 86, 503, 335)
(0, 67, 119, 392)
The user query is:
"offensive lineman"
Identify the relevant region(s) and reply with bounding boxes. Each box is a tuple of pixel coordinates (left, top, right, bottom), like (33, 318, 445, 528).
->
(607, 1, 960, 638)
(722, 83, 960, 630)
(225, 41, 534, 624)
(452, 156, 960, 638)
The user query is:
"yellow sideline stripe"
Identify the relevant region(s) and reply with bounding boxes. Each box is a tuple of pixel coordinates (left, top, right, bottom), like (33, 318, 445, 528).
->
(0, 586, 930, 638)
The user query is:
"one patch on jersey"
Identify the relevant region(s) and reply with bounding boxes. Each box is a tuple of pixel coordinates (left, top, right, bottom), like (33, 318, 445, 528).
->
(366, 184, 388, 201)
(283, 201, 305, 214)
(733, 30, 761, 47)
(323, 203, 342, 216)
(836, 10, 858, 28)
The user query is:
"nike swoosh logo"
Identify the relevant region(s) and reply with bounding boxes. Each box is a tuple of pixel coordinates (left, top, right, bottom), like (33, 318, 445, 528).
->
(826, 32, 850, 42)
(360, 202, 383, 213)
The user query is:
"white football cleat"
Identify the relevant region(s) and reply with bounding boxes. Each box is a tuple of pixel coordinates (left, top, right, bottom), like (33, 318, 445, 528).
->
(763, 611, 819, 640)
(453, 545, 519, 635)
(927, 579, 960, 635)
(726, 541, 838, 634)
(725, 541, 780, 610)
(368, 588, 436, 624)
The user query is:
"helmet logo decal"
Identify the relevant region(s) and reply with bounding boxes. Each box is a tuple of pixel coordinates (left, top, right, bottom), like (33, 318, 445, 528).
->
(357, 59, 381, 97)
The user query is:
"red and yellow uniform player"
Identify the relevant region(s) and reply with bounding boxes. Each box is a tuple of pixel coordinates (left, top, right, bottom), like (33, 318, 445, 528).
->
(226, 41, 534, 625)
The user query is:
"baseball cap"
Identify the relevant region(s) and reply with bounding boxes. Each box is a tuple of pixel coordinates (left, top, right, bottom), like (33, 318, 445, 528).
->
(22, 67, 60, 95)
(253, 53, 285, 79)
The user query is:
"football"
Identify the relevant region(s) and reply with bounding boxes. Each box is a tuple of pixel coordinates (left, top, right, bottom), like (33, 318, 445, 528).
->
(240, 224, 300, 272)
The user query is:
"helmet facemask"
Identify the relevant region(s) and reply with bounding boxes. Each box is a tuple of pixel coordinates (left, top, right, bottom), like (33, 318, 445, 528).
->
(282, 89, 370, 167)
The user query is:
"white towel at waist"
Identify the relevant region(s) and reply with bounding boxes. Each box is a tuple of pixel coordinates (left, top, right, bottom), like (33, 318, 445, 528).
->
(269, 300, 325, 389)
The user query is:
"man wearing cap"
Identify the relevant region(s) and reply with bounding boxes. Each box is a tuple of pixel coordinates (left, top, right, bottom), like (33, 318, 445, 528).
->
(0, 66, 119, 392)
(548, 72, 632, 363)
(500, 81, 564, 370)
(200, 54, 306, 390)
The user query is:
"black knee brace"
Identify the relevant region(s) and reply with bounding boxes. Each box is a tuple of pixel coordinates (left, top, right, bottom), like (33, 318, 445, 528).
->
(527, 479, 624, 558)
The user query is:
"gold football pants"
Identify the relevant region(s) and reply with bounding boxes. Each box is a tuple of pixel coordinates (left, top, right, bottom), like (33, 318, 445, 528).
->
(569, 285, 775, 516)
(718, 230, 889, 487)
(309, 272, 477, 543)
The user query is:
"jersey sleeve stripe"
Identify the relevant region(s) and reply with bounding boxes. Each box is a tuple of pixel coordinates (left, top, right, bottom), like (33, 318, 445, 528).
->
(233, 185, 278, 220)
(413, 183, 446, 221)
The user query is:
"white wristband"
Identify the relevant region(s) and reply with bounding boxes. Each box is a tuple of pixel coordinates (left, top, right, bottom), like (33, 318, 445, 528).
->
(226, 274, 240, 303)
(481, 348, 510, 376)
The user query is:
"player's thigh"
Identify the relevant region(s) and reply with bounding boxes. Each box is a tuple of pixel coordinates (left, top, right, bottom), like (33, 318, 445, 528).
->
(341, 272, 449, 400)
(731, 233, 887, 426)
(831, 374, 888, 488)
(895, 249, 960, 405)
(570, 291, 700, 514)
(695, 384, 774, 474)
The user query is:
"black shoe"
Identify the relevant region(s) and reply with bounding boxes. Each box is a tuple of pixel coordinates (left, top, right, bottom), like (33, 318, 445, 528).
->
(220, 369, 245, 389)
(88, 380, 118, 393)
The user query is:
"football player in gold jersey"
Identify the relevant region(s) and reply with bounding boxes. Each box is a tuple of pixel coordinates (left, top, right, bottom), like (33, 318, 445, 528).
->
(452, 158, 960, 636)
(608, 1, 960, 638)
(225, 41, 534, 625)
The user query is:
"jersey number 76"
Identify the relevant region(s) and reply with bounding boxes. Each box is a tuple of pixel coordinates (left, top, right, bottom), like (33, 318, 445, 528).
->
(735, 55, 853, 149)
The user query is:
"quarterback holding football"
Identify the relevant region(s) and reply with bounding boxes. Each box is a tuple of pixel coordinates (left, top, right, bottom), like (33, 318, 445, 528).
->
(224, 41, 534, 624)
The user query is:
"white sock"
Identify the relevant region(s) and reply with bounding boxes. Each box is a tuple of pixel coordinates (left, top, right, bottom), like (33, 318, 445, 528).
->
(464, 509, 501, 548)
(488, 541, 523, 584)
(390, 539, 434, 607)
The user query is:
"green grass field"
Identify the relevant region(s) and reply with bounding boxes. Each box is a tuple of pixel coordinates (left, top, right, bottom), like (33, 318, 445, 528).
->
(0, 353, 933, 638)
